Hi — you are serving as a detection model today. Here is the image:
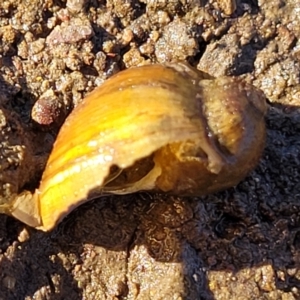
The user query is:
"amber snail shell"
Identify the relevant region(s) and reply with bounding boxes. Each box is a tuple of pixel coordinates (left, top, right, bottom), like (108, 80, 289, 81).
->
(7, 63, 266, 231)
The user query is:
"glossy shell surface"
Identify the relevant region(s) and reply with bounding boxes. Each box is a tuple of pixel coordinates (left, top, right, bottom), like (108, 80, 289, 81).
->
(11, 64, 267, 231)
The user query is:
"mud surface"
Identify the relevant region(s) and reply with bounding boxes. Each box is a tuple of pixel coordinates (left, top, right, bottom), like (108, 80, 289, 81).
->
(1, 0, 300, 299)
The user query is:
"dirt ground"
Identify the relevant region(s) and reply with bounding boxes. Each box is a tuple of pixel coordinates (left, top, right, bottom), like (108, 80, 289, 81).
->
(0, 0, 300, 299)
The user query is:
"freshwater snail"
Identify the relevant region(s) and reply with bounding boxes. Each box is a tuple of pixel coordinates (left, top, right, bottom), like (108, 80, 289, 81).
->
(1, 63, 266, 231)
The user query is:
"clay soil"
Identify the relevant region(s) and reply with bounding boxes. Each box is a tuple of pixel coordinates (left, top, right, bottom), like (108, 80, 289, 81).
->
(1, 0, 300, 299)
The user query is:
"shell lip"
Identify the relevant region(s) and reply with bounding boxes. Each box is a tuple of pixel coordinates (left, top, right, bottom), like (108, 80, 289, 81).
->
(10, 191, 41, 228)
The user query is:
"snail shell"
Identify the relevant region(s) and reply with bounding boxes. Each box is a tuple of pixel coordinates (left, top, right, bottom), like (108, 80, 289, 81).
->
(8, 63, 266, 231)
